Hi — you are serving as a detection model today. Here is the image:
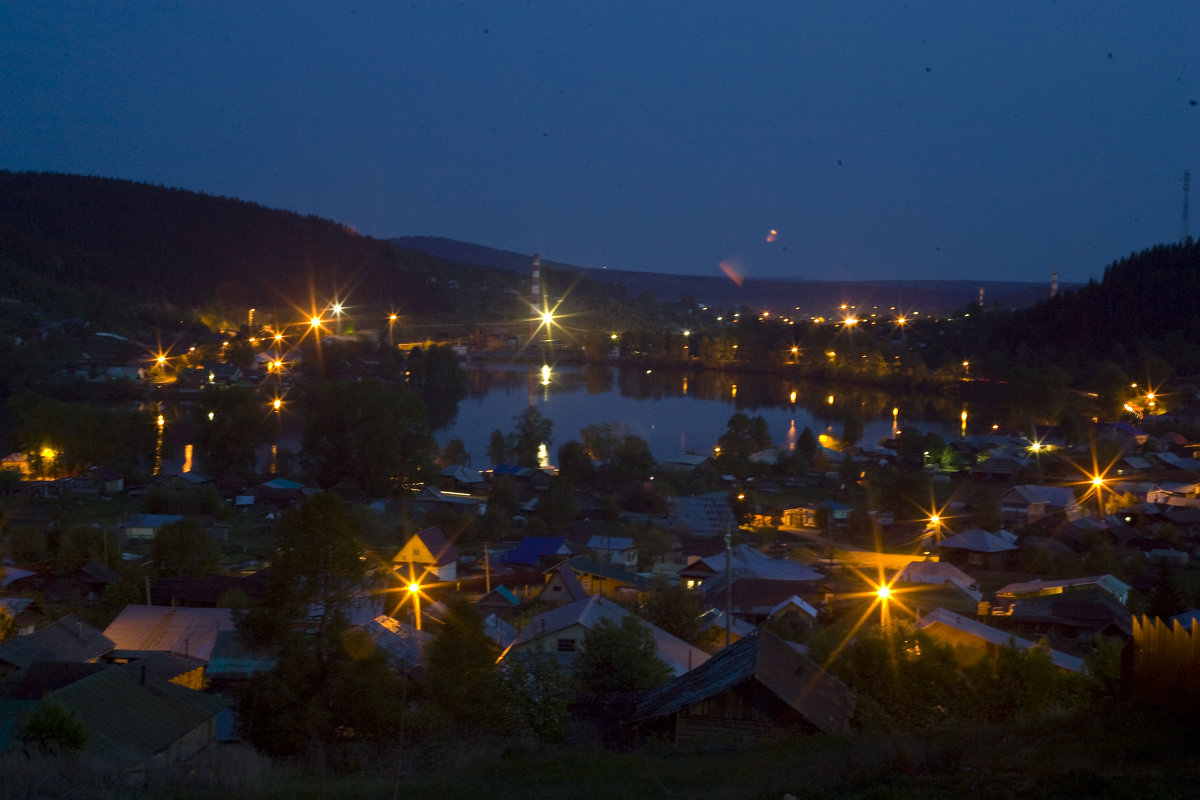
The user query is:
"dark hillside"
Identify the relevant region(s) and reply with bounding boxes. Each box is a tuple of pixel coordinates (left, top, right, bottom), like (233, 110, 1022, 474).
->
(395, 235, 1059, 315)
(986, 241, 1200, 375)
(0, 171, 478, 314)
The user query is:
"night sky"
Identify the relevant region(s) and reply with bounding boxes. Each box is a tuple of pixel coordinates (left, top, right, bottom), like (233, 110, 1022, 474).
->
(1, 2, 1196, 283)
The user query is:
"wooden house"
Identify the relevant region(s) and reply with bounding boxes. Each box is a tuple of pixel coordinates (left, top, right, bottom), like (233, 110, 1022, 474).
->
(393, 525, 460, 582)
(630, 631, 855, 745)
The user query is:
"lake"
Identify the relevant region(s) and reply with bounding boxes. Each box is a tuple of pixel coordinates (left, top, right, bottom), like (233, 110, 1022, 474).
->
(436, 363, 966, 466)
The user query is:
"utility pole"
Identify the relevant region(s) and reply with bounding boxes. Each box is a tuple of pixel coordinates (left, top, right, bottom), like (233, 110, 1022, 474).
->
(724, 529, 732, 649)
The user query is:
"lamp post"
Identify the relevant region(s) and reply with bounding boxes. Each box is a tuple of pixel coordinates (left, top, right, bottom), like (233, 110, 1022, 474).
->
(724, 530, 732, 649)
(876, 583, 891, 629)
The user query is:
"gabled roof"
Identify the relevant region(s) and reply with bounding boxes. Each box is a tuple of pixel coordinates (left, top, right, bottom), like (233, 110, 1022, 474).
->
(699, 544, 824, 582)
(566, 556, 649, 590)
(352, 615, 430, 670)
(995, 574, 1131, 604)
(510, 594, 709, 676)
(897, 559, 976, 587)
(102, 605, 233, 661)
(938, 529, 1018, 553)
(917, 607, 1084, 672)
(768, 594, 819, 619)
(502, 536, 571, 566)
(396, 525, 460, 567)
(542, 562, 589, 602)
(38, 664, 227, 765)
(440, 464, 484, 484)
(667, 495, 738, 538)
(1001, 484, 1077, 508)
(631, 631, 854, 733)
(587, 535, 635, 551)
(0, 614, 113, 669)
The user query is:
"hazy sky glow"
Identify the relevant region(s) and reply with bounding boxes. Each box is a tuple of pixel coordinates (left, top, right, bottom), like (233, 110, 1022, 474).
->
(1, 2, 1196, 282)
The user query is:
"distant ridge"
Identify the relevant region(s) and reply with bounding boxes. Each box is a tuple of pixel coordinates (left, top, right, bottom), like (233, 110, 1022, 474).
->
(393, 236, 1059, 315)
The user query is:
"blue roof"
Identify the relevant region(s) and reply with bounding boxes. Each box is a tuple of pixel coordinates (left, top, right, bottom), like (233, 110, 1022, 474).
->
(502, 536, 568, 566)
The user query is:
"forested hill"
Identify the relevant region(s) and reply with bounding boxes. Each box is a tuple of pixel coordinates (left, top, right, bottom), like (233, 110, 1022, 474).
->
(0, 171, 477, 312)
(394, 235, 1058, 315)
(978, 240, 1200, 377)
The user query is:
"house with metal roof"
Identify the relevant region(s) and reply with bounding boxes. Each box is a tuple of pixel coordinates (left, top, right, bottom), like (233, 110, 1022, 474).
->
(917, 607, 1084, 672)
(102, 605, 233, 662)
(937, 529, 1019, 571)
(0, 614, 113, 672)
(629, 631, 855, 745)
(508, 593, 709, 678)
(0, 663, 227, 767)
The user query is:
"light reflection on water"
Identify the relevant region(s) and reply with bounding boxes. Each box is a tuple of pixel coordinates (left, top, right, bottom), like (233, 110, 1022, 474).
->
(439, 364, 963, 466)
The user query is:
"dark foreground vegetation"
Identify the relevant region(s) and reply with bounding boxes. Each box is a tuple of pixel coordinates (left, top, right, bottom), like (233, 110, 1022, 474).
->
(1, 701, 1197, 799)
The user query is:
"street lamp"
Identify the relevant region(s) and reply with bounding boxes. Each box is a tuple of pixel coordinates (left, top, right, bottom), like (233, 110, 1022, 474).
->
(875, 583, 892, 628)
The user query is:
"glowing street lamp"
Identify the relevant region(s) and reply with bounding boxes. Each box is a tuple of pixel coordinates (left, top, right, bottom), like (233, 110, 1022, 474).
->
(875, 583, 892, 628)
(407, 580, 422, 631)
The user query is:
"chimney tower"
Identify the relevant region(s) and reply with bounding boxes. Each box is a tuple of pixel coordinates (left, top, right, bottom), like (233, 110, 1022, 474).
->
(530, 254, 542, 307)
(1051, 270, 1058, 299)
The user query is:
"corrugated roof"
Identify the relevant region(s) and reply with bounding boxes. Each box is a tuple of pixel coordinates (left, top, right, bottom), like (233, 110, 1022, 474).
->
(632, 632, 854, 733)
(46, 665, 227, 765)
(0, 614, 113, 669)
(103, 606, 233, 661)
(917, 607, 1084, 672)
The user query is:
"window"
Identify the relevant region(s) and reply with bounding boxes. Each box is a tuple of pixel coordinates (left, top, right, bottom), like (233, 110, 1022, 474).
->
(556, 638, 576, 653)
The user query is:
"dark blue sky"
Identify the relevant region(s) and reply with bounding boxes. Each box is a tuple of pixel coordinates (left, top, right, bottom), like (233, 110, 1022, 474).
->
(1, 2, 1196, 283)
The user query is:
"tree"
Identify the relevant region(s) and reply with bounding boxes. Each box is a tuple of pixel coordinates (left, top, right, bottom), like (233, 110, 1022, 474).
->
(0, 607, 16, 643)
(487, 429, 509, 466)
(423, 597, 504, 729)
(841, 413, 864, 448)
(573, 615, 672, 693)
(16, 701, 88, 753)
(556, 440, 595, 485)
(605, 434, 656, 484)
(153, 518, 220, 577)
(236, 494, 405, 766)
(539, 476, 578, 531)
(438, 437, 471, 468)
(405, 344, 469, 429)
(193, 386, 270, 481)
(641, 577, 704, 642)
(580, 422, 621, 462)
(715, 413, 771, 479)
(510, 407, 553, 468)
(301, 378, 436, 496)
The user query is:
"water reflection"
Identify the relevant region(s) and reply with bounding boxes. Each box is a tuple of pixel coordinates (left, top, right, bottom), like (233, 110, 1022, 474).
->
(443, 364, 972, 464)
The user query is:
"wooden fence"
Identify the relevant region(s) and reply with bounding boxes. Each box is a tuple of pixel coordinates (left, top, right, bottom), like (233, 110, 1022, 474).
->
(1131, 614, 1200, 718)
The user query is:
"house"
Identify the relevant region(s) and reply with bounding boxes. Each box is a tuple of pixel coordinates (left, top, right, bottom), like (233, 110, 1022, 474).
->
(999, 484, 1082, 527)
(0, 614, 113, 672)
(766, 594, 820, 632)
(0, 597, 41, 636)
(993, 574, 1131, 606)
(120, 513, 183, 540)
(936, 529, 1018, 571)
(501, 536, 574, 569)
(781, 500, 852, 529)
(439, 464, 485, 490)
(630, 631, 855, 745)
(102, 605, 234, 663)
(508, 593, 709, 677)
(0, 663, 227, 768)
(892, 558, 982, 613)
(350, 615, 430, 673)
(412, 485, 487, 517)
(667, 494, 738, 539)
(254, 478, 307, 508)
(475, 585, 521, 617)
(917, 607, 1084, 672)
(586, 535, 638, 571)
(393, 525, 460, 582)
(537, 562, 590, 605)
(696, 609, 758, 647)
(565, 556, 650, 602)
(204, 628, 276, 696)
(987, 587, 1133, 654)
